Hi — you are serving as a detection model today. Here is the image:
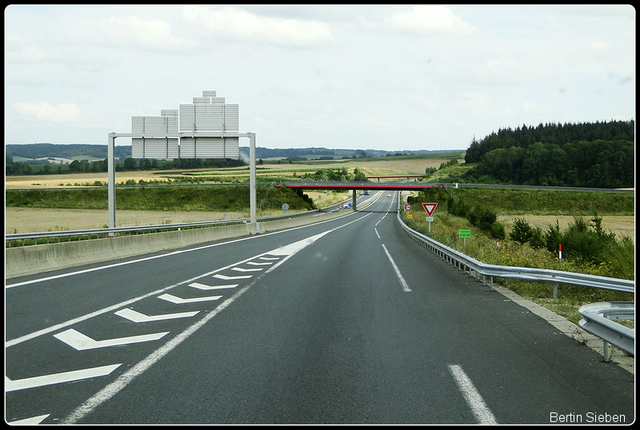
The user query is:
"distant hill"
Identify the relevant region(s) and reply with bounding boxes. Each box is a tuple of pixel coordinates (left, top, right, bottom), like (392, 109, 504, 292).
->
(5, 143, 131, 161)
(6, 143, 463, 162)
(239, 147, 462, 160)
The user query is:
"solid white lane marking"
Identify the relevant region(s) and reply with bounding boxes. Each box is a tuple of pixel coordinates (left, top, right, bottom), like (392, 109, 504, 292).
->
(8, 414, 51, 424)
(158, 293, 222, 304)
(54, 329, 169, 351)
(258, 257, 280, 261)
(115, 308, 199, 323)
(189, 282, 238, 291)
(246, 261, 273, 266)
(61, 229, 332, 424)
(447, 364, 498, 425)
(381, 244, 411, 292)
(6, 364, 121, 392)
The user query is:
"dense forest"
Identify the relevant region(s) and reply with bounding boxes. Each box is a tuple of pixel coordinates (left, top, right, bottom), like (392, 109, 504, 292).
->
(463, 120, 634, 188)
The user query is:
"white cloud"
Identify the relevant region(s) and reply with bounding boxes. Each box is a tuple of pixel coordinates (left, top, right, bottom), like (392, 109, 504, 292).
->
(591, 41, 610, 51)
(413, 96, 436, 110)
(450, 93, 514, 118)
(78, 15, 195, 51)
(384, 6, 477, 35)
(523, 102, 538, 112)
(358, 117, 395, 132)
(5, 45, 48, 63)
(182, 6, 334, 47)
(13, 102, 82, 122)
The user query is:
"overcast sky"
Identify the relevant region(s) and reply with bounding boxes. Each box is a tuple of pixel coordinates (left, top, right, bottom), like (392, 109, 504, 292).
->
(4, 4, 635, 151)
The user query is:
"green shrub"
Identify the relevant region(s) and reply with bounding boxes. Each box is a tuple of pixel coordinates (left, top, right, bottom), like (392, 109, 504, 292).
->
(544, 220, 562, 253)
(510, 218, 533, 244)
(490, 221, 506, 240)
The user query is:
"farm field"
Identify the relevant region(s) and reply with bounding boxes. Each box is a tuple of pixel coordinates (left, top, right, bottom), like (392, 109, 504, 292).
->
(4, 190, 349, 234)
(497, 214, 635, 243)
(5, 171, 175, 189)
(4, 157, 455, 189)
(6, 204, 634, 240)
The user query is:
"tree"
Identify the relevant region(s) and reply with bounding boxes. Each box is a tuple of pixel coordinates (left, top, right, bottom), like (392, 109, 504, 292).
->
(69, 160, 82, 173)
(123, 157, 137, 171)
(353, 167, 366, 182)
(510, 218, 534, 244)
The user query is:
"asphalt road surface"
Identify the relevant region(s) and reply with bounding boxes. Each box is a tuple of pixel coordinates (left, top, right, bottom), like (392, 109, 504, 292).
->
(5, 191, 634, 424)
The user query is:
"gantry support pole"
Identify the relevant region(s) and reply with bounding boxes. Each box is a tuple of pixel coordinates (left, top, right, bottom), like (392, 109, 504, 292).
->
(249, 132, 257, 228)
(108, 132, 116, 235)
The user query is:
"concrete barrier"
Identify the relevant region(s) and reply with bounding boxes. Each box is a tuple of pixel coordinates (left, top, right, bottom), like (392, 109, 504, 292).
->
(6, 210, 350, 279)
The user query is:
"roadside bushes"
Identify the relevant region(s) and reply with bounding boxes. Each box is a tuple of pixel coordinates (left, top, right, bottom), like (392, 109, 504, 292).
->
(508, 214, 632, 279)
(409, 187, 505, 239)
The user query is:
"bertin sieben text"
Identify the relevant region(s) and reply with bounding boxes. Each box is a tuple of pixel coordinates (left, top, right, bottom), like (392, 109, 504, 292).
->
(549, 411, 626, 423)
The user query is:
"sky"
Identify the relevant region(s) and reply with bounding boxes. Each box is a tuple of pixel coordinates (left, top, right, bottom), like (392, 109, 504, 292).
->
(4, 4, 635, 152)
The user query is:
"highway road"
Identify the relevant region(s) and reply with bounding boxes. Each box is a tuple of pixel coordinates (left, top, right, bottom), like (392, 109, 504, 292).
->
(5, 191, 634, 424)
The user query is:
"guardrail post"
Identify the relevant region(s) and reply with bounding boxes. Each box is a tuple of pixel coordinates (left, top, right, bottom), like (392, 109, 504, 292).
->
(603, 341, 610, 362)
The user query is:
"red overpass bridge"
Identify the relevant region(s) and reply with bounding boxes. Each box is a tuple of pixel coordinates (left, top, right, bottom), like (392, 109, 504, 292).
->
(276, 181, 440, 210)
(366, 175, 424, 182)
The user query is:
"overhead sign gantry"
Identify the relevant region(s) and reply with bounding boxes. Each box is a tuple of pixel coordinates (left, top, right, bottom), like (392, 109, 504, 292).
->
(106, 91, 257, 233)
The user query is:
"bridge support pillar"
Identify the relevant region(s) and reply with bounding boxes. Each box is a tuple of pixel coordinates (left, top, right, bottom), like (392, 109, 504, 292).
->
(352, 189, 357, 210)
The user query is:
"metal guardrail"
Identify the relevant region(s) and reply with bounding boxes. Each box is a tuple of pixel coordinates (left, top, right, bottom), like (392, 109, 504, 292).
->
(5, 209, 319, 246)
(579, 302, 634, 359)
(396, 206, 635, 359)
(396, 210, 634, 294)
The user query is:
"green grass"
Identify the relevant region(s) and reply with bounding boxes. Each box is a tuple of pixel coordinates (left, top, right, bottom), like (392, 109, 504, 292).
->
(5, 185, 315, 213)
(452, 188, 634, 216)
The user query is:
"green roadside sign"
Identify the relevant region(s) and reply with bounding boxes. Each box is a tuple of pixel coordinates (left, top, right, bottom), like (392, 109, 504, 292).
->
(458, 229, 471, 238)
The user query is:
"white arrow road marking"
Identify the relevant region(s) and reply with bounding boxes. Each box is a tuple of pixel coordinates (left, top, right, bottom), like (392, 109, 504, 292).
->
(6, 363, 121, 392)
(266, 231, 331, 256)
(62, 229, 334, 424)
(54, 329, 169, 351)
(158, 293, 222, 304)
(263, 231, 333, 273)
(8, 414, 51, 424)
(447, 364, 497, 425)
(232, 267, 263, 272)
(189, 282, 238, 291)
(213, 273, 253, 280)
(114, 308, 199, 323)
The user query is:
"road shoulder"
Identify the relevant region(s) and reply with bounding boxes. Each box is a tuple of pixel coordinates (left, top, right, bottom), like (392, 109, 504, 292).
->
(493, 284, 634, 374)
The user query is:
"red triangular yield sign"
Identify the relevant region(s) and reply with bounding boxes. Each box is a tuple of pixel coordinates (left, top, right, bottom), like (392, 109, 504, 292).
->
(422, 203, 438, 216)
